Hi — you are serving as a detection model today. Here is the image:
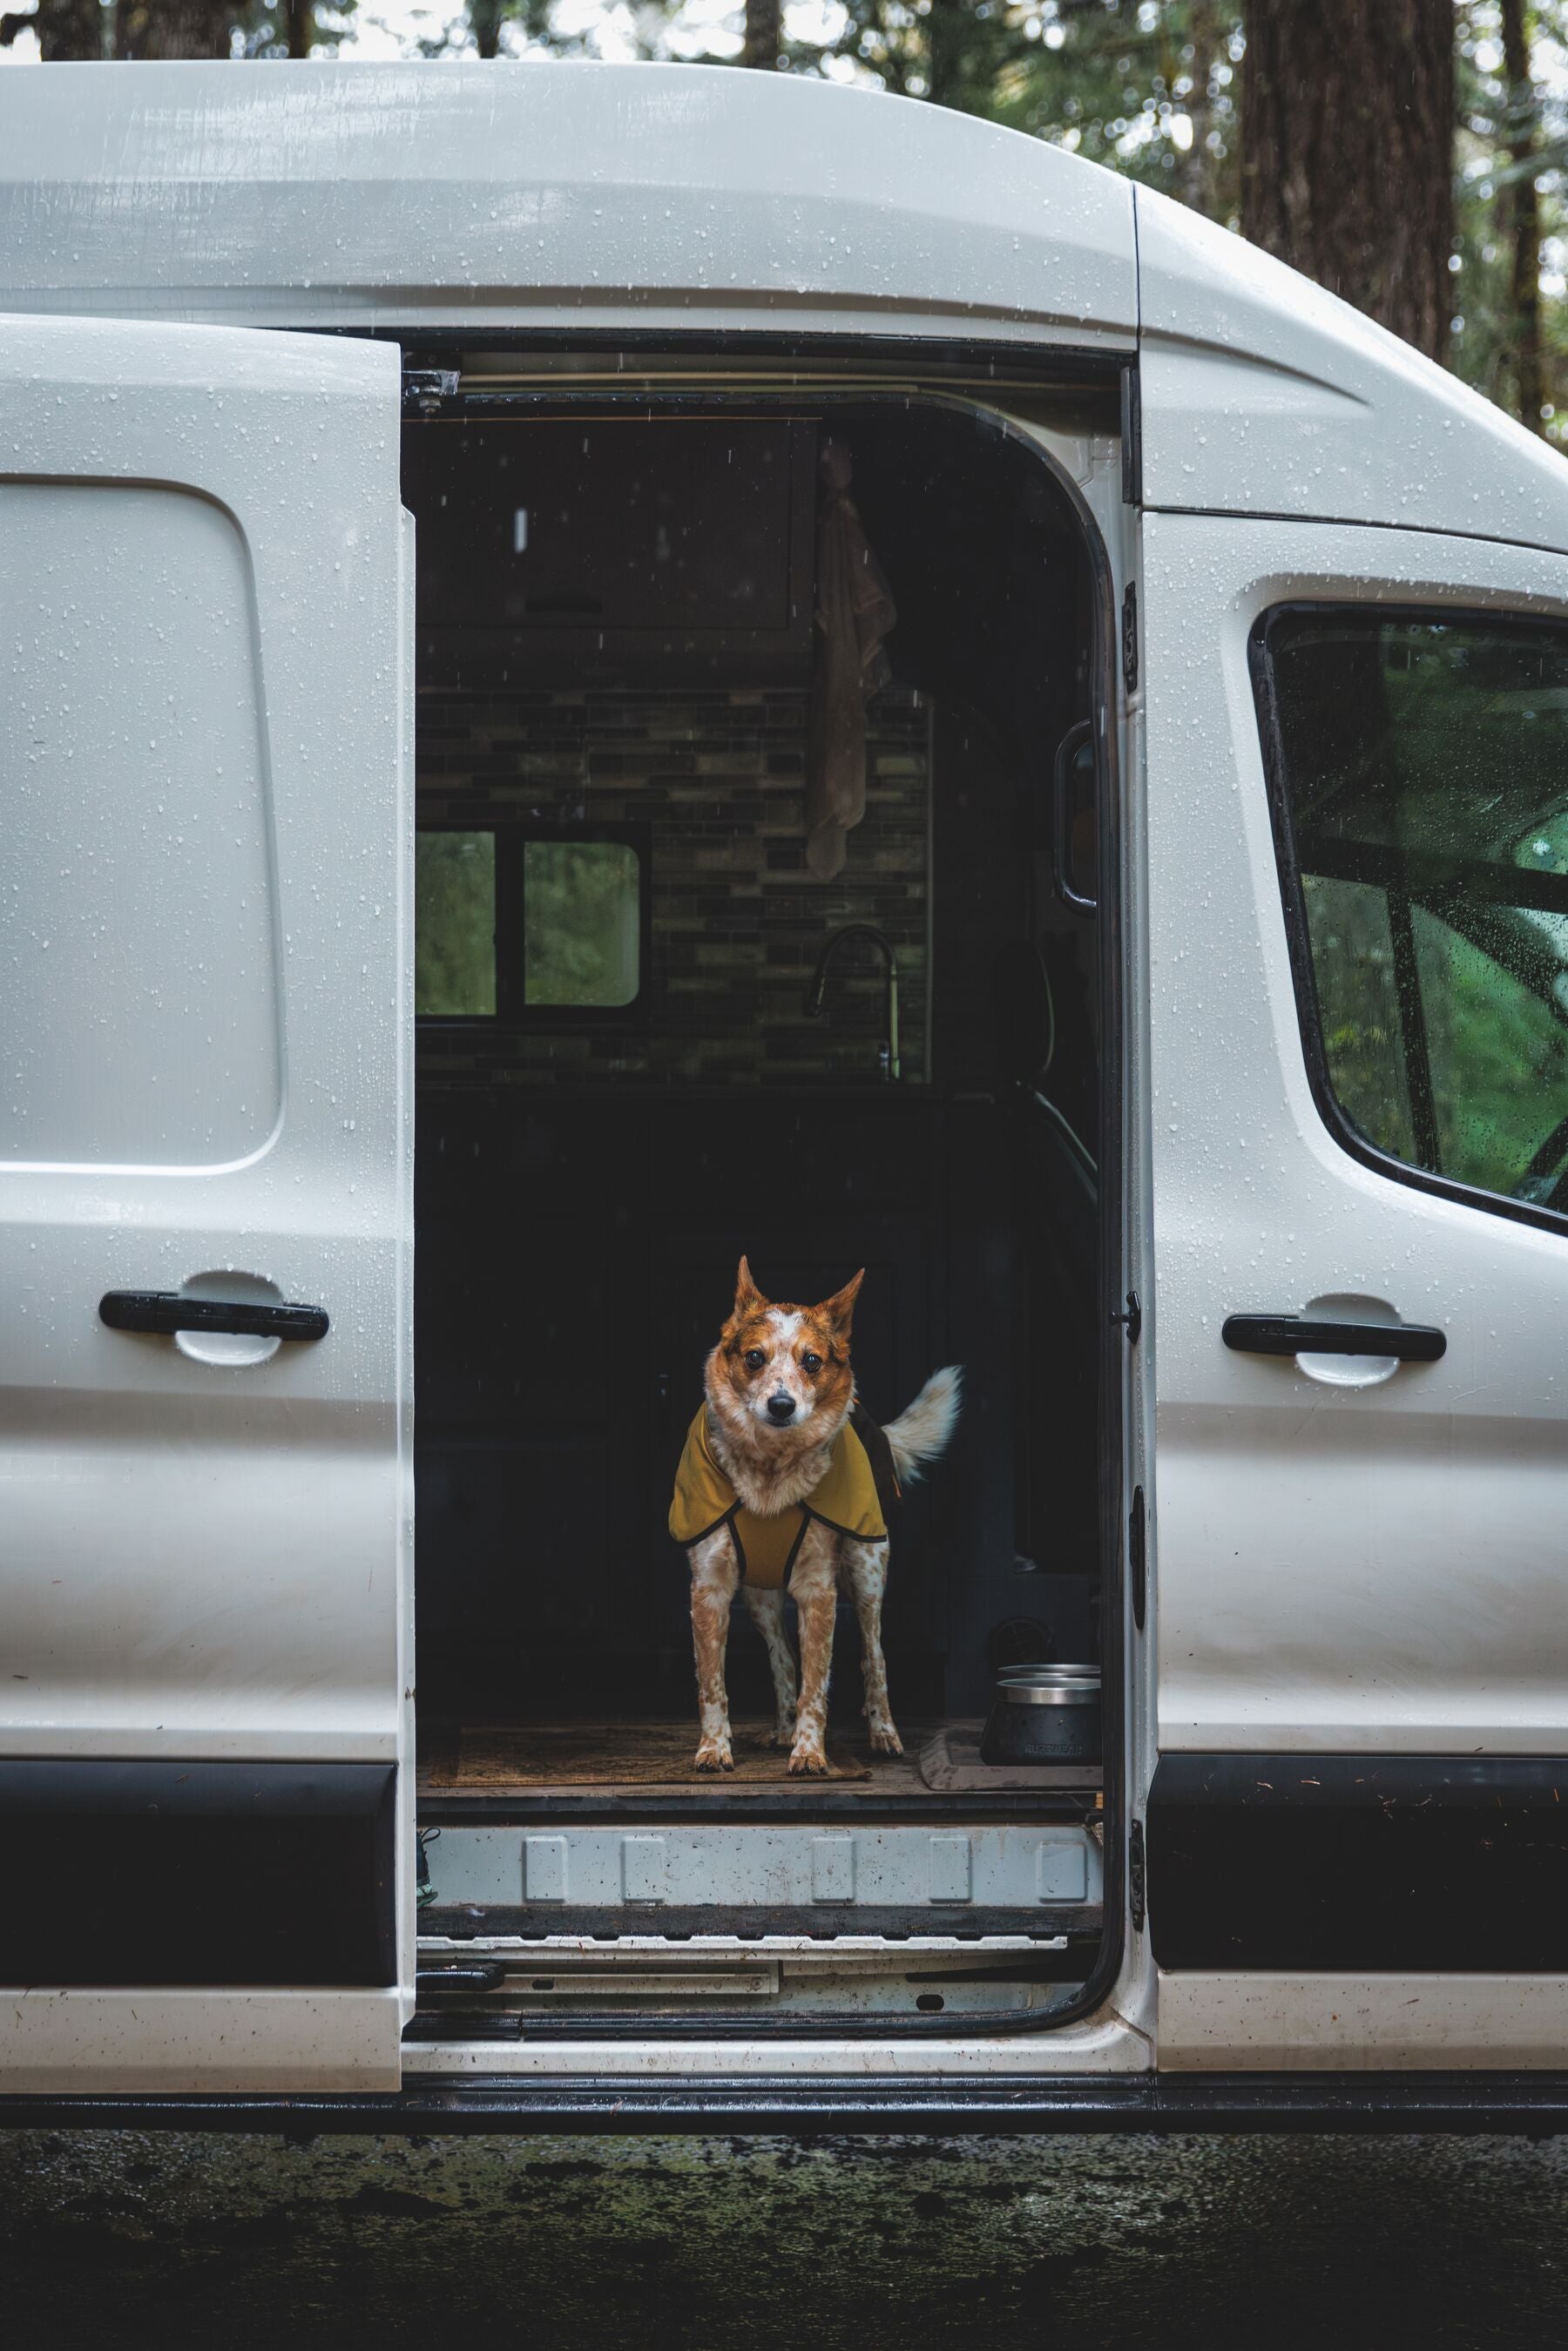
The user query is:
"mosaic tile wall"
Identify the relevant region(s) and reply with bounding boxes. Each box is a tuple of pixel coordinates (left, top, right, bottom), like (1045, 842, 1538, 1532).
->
(416, 686, 931, 1088)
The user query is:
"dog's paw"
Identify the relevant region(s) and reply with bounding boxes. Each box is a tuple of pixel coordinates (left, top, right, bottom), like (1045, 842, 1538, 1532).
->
(694, 1737, 733, 1772)
(868, 1722, 904, 1757)
(765, 1719, 797, 1749)
(787, 1744, 830, 1777)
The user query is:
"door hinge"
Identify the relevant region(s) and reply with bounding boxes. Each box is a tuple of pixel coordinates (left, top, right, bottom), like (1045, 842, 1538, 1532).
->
(403, 368, 462, 415)
(1112, 1289, 1141, 1346)
(1129, 1818, 1146, 1934)
(1121, 579, 1139, 695)
(1129, 1484, 1146, 1634)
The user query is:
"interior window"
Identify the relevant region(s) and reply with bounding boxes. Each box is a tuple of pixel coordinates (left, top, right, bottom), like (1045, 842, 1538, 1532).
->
(1260, 609, 1568, 1219)
(524, 839, 641, 1009)
(416, 828, 644, 1018)
(416, 829, 497, 1017)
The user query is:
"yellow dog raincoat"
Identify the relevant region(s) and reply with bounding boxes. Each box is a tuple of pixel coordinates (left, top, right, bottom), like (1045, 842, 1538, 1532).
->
(669, 1408, 888, 1590)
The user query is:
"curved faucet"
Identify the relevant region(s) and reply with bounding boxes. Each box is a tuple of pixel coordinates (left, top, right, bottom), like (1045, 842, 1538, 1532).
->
(804, 923, 901, 1083)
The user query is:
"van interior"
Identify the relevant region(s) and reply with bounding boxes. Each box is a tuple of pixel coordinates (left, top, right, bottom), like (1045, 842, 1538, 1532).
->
(402, 361, 1119, 2038)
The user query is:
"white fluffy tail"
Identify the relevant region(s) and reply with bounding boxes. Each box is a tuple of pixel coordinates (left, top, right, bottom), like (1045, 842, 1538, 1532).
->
(882, 1365, 963, 1486)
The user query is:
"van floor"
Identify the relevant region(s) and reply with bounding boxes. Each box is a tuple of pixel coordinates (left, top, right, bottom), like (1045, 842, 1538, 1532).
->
(416, 1718, 1102, 1809)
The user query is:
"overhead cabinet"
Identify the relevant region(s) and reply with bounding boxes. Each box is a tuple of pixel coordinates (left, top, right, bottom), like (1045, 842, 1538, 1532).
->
(408, 416, 819, 688)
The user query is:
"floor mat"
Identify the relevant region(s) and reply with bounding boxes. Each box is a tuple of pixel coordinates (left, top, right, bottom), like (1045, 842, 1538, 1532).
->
(426, 1720, 875, 1787)
(918, 1720, 1103, 1793)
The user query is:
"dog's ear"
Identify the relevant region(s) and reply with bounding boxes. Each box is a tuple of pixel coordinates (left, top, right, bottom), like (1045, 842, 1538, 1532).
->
(733, 1255, 767, 1320)
(816, 1267, 864, 1343)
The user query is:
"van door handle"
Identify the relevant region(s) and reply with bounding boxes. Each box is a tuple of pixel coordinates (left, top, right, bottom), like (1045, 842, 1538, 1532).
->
(1221, 1314, 1445, 1362)
(1051, 718, 1097, 916)
(99, 1292, 329, 1342)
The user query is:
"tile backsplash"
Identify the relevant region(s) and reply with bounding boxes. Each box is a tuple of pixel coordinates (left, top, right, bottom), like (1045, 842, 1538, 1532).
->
(417, 686, 930, 1088)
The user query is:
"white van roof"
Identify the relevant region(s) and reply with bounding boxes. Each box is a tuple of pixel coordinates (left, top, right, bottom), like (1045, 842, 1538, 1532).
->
(3, 58, 1567, 555)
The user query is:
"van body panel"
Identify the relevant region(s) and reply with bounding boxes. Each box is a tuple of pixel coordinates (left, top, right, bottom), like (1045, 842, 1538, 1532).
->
(1136, 186, 1568, 557)
(0, 313, 412, 2089)
(1158, 1974, 1568, 2070)
(0, 1991, 405, 2095)
(1145, 512, 1568, 1760)
(0, 61, 1137, 348)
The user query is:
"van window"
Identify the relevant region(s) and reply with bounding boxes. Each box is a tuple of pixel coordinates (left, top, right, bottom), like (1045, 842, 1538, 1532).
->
(0, 483, 280, 1167)
(1258, 609, 1568, 1221)
(416, 824, 644, 1020)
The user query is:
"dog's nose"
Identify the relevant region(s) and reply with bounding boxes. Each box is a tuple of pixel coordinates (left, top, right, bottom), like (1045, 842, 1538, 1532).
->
(766, 1393, 797, 1425)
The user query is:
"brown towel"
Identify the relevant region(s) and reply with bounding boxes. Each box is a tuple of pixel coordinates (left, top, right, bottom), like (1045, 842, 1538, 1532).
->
(805, 439, 896, 880)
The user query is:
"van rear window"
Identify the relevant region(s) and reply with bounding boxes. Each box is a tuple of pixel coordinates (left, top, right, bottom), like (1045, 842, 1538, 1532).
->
(1256, 608, 1568, 1226)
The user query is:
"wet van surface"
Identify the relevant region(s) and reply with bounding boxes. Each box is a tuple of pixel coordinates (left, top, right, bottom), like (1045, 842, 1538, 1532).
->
(0, 59, 1565, 2125)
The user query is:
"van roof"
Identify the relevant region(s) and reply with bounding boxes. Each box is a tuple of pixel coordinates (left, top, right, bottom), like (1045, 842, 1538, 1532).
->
(3, 58, 1567, 554)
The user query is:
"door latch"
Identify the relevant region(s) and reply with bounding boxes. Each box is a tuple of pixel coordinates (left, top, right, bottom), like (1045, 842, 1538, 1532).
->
(1112, 1290, 1141, 1346)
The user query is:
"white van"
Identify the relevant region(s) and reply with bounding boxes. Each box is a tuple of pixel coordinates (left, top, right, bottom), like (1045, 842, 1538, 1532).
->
(1, 59, 1565, 2132)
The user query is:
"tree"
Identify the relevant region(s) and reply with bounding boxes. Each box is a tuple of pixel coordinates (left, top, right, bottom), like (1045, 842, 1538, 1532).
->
(740, 0, 780, 71)
(114, 0, 231, 50)
(1240, 0, 1456, 361)
(1500, 0, 1544, 429)
(0, 0, 106, 54)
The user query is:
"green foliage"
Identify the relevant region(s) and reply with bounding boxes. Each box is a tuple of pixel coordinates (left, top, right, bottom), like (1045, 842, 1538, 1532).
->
(524, 841, 641, 1009)
(416, 831, 497, 1017)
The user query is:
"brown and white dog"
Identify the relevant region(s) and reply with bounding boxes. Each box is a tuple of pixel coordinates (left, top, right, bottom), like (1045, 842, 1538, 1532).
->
(683, 1257, 961, 1775)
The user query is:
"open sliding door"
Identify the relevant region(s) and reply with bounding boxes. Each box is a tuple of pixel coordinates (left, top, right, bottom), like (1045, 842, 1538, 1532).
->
(0, 316, 412, 2092)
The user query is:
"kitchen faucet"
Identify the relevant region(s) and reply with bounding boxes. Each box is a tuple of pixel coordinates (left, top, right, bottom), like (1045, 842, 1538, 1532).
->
(804, 924, 901, 1082)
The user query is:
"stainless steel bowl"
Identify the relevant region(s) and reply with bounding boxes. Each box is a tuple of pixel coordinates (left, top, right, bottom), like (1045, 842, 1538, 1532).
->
(982, 1664, 1101, 1761)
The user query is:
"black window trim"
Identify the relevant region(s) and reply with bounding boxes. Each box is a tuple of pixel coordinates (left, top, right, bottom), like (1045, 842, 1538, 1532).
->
(1249, 598, 1568, 1242)
(416, 816, 652, 1029)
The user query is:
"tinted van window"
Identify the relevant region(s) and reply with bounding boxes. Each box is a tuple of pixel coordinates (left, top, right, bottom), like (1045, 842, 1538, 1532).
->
(1258, 610, 1568, 1220)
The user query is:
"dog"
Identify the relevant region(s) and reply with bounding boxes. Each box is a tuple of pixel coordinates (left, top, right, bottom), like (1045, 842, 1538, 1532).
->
(669, 1257, 961, 1775)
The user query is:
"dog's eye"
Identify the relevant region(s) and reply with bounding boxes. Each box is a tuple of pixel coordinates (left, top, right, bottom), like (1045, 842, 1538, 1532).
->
(744, 1348, 766, 1371)
(801, 1352, 822, 1375)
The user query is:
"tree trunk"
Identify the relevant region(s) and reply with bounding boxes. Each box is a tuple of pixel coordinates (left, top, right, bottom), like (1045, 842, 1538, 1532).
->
(469, 0, 504, 56)
(740, 0, 781, 71)
(1240, 0, 1456, 361)
(0, 0, 105, 56)
(1501, 0, 1544, 432)
(116, 0, 232, 54)
(1175, 0, 1228, 222)
(285, 0, 311, 56)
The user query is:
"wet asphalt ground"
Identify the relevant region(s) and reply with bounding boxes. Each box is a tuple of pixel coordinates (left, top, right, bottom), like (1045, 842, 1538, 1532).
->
(1, 2125, 1565, 2348)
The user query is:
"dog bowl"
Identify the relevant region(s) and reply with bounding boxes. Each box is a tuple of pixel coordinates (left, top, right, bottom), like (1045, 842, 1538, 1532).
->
(979, 1664, 1101, 1765)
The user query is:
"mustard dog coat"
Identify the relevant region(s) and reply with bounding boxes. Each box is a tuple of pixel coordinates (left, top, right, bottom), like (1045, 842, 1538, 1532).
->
(669, 1408, 888, 1590)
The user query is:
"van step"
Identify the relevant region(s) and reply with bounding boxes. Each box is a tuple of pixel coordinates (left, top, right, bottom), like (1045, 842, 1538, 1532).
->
(404, 2007, 525, 2043)
(416, 1820, 1103, 1922)
(414, 1959, 508, 1996)
(421, 1903, 1101, 1942)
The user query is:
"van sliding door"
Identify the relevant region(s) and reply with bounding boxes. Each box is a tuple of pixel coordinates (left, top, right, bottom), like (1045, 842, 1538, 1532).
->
(0, 316, 412, 2092)
(1142, 515, 1568, 2069)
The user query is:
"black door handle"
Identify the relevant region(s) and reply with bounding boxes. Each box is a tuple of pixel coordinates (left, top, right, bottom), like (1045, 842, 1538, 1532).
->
(1222, 1314, 1445, 1363)
(100, 1292, 329, 1342)
(1051, 719, 1098, 916)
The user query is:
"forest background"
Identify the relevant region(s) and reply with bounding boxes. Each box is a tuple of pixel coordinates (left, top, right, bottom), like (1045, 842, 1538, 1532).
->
(3, 1, 1567, 444)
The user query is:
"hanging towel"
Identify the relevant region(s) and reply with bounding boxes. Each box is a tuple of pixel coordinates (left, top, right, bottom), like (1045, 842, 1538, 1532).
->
(805, 438, 897, 880)
(669, 1408, 887, 1591)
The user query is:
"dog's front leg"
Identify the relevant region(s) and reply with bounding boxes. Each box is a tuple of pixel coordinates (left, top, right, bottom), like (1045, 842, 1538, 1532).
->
(741, 1584, 798, 1746)
(787, 1526, 839, 1776)
(690, 1531, 740, 1771)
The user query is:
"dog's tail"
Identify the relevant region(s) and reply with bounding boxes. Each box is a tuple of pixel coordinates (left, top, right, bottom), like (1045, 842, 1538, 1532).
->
(882, 1365, 963, 1487)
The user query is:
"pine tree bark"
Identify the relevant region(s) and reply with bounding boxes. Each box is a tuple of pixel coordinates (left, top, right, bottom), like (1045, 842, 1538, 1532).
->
(0, 0, 105, 55)
(285, 0, 312, 55)
(469, 0, 504, 57)
(1240, 0, 1456, 361)
(740, 0, 781, 70)
(1501, 0, 1544, 432)
(115, 0, 232, 54)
